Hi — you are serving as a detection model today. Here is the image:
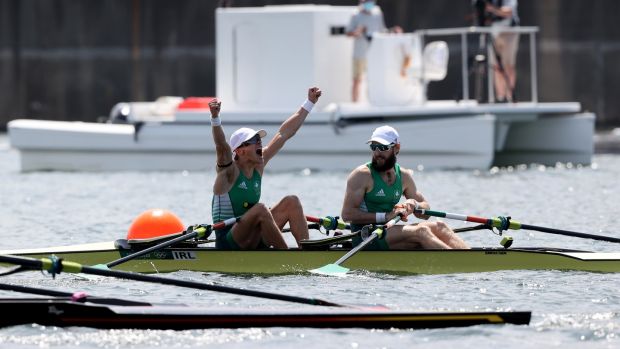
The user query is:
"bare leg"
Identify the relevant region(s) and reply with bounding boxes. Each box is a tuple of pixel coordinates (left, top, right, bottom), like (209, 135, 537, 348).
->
(352, 78, 361, 102)
(425, 221, 469, 249)
(506, 64, 516, 100)
(386, 225, 451, 250)
(231, 203, 287, 249)
(494, 65, 508, 101)
(270, 195, 309, 244)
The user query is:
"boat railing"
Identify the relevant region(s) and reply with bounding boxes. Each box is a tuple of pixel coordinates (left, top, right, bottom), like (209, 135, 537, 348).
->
(416, 26, 539, 104)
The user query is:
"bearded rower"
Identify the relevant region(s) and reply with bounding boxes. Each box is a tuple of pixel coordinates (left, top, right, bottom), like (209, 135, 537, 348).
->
(341, 125, 469, 250)
(209, 87, 322, 250)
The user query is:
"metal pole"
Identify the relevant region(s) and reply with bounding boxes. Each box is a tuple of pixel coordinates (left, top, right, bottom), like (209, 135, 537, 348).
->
(530, 32, 538, 103)
(461, 32, 469, 101)
(420, 33, 426, 104)
(487, 33, 494, 103)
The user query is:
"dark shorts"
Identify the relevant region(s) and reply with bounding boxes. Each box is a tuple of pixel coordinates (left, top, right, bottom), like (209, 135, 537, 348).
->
(215, 227, 241, 250)
(350, 224, 390, 251)
(214, 226, 269, 250)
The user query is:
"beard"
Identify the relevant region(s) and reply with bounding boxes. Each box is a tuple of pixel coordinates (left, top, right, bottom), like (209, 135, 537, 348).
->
(371, 152, 397, 172)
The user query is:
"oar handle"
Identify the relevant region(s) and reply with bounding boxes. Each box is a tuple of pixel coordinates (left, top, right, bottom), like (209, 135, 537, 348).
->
(414, 208, 521, 230)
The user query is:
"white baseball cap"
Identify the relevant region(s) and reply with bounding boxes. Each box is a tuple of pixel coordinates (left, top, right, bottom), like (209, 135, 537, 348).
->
(366, 125, 400, 145)
(229, 127, 267, 150)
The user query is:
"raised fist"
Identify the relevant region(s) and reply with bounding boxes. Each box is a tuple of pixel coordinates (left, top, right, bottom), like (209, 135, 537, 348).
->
(308, 87, 322, 103)
(209, 98, 221, 118)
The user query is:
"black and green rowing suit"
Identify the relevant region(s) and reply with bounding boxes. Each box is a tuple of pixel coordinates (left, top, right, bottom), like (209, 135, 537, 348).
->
(351, 162, 403, 250)
(212, 169, 261, 249)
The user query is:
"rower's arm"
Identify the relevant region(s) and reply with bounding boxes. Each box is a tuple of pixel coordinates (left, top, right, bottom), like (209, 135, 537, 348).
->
(402, 169, 430, 220)
(341, 168, 378, 224)
(209, 99, 237, 195)
(209, 99, 233, 173)
(262, 87, 322, 165)
(486, 3, 513, 19)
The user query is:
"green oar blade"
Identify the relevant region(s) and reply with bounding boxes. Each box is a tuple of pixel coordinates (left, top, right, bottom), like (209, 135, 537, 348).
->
(309, 263, 350, 276)
(309, 217, 402, 276)
(91, 264, 110, 270)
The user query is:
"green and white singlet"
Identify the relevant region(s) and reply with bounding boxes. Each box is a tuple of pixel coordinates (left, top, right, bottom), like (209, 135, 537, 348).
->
(352, 162, 403, 250)
(212, 169, 261, 249)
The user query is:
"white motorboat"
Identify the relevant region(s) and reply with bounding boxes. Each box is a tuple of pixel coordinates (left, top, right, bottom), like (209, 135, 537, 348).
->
(8, 5, 593, 172)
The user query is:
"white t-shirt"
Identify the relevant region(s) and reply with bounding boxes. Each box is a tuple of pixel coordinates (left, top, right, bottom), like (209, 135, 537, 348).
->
(347, 7, 387, 59)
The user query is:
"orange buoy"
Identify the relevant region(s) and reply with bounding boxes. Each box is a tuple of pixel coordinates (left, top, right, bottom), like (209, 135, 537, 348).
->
(127, 209, 185, 240)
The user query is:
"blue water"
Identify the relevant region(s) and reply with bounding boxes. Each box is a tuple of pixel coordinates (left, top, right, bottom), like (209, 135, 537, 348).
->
(1, 134, 620, 348)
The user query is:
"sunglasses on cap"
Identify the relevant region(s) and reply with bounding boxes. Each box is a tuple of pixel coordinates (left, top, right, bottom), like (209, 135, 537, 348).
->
(239, 134, 261, 148)
(369, 143, 395, 152)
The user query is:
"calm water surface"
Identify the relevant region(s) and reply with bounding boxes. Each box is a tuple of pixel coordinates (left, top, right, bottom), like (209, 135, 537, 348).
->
(0, 134, 619, 348)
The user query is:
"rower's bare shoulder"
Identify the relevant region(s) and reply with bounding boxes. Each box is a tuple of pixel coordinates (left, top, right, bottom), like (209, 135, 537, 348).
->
(348, 164, 371, 180)
(400, 166, 415, 178)
(346, 165, 373, 192)
(399, 166, 417, 185)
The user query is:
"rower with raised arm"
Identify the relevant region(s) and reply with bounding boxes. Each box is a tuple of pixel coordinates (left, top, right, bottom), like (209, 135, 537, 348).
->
(209, 87, 322, 249)
(341, 125, 469, 250)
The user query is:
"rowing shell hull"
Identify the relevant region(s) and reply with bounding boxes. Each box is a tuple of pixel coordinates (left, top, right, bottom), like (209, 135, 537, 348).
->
(2, 242, 620, 274)
(0, 298, 531, 330)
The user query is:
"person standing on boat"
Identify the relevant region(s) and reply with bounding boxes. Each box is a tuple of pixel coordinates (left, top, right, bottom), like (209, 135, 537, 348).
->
(208, 87, 322, 250)
(341, 125, 469, 250)
(483, 0, 520, 102)
(347, 0, 401, 102)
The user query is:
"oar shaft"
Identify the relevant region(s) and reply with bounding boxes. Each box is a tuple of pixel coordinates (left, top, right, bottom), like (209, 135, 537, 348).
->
(415, 209, 491, 225)
(0, 255, 342, 307)
(417, 209, 518, 230)
(81, 265, 340, 306)
(520, 224, 620, 243)
(0, 282, 151, 306)
(416, 208, 620, 243)
(0, 282, 71, 298)
(333, 216, 401, 266)
(333, 233, 377, 266)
